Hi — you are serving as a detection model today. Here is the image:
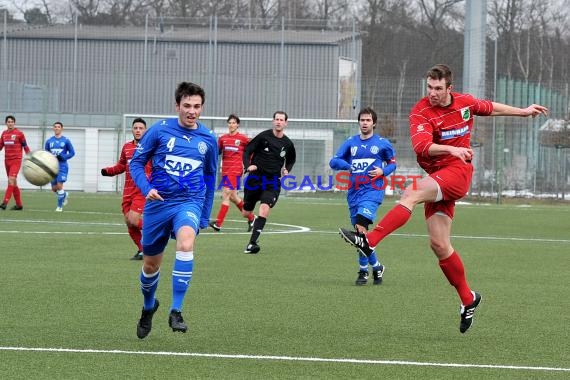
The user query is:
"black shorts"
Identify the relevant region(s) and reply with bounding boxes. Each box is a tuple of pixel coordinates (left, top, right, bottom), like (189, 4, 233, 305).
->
(243, 173, 281, 211)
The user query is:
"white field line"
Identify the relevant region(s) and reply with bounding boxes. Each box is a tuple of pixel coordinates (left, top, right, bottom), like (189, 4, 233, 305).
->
(0, 219, 309, 235)
(0, 346, 568, 372)
(0, 218, 569, 243)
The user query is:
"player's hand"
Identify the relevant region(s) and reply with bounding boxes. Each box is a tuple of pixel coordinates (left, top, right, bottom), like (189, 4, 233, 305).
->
(281, 168, 289, 176)
(524, 104, 549, 118)
(450, 147, 473, 163)
(146, 188, 164, 201)
(368, 166, 384, 178)
(101, 168, 111, 176)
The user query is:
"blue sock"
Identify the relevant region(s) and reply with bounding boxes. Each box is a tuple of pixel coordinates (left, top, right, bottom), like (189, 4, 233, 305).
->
(140, 270, 160, 310)
(358, 251, 369, 271)
(171, 251, 194, 312)
(57, 190, 65, 207)
(369, 251, 381, 271)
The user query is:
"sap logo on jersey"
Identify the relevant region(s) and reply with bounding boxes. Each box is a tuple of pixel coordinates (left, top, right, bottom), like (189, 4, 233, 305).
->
(350, 158, 376, 173)
(164, 154, 202, 177)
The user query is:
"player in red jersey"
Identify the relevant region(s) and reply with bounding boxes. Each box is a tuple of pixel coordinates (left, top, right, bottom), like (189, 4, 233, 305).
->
(0, 115, 31, 210)
(209, 114, 255, 232)
(101, 118, 149, 260)
(340, 64, 548, 333)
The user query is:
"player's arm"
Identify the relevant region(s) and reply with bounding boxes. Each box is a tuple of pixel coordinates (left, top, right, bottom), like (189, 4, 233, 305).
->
(329, 139, 351, 171)
(101, 145, 127, 176)
(378, 144, 397, 177)
(129, 128, 156, 197)
(21, 134, 30, 154)
(200, 136, 219, 229)
(61, 140, 75, 161)
(243, 134, 260, 172)
(491, 102, 548, 117)
(283, 140, 296, 175)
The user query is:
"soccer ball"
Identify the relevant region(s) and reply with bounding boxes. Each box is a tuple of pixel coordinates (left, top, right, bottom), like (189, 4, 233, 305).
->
(23, 150, 59, 186)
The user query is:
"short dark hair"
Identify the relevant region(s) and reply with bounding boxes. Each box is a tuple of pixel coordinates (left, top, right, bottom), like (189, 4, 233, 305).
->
(132, 117, 146, 126)
(426, 64, 453, 87)
(358, 107, 377, 124)
(175, 82, 205, 105)
(273, 111, 288, 121)
(227, 114, 240, 124)
(53, 121, 63, 128)
(5, 115, 15, 123)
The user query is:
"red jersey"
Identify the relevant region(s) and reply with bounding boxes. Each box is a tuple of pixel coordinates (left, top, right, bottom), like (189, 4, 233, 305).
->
(0, 128, 30, 161)
(218, 132, 249, 175)
(103, 140, 151, 197)
(409, 92, 493, 173)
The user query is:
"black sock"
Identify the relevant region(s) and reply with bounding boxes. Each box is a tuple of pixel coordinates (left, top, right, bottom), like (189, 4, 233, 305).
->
(250, 216, 266, 243)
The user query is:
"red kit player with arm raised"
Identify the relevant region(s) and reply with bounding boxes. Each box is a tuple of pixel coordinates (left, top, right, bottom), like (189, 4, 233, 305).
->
(101, 118, 150, 260)
(1, 115, 31, 210)
(340, 64, 548, 333)
(209, 114, 255, 232)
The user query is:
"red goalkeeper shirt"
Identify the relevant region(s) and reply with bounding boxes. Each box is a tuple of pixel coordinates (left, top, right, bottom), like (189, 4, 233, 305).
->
(102, 140, 151, 197)
(0, 128, 30, 161)
(218, 132, 250, 176)
(409, 92, 493, 173)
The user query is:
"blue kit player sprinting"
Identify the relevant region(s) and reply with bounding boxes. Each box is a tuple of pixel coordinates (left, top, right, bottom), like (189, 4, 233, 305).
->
(45, 121, 75, 212)
(129, 82, 218, 339)
(330, 107, 396, 286)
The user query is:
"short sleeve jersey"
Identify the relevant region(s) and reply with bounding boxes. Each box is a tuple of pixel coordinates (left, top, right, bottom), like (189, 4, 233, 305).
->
(218, 132, 249, 176)
(409, 92, 493, 173)
(1, 128, 29, 161)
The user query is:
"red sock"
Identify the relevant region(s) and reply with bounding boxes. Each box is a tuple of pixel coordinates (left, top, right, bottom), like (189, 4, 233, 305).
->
(216, 204, 229, 226)
(367, 204, 412, 247)
(236, 200, 244, 211)
(128, 226, 143, 252)
(438, 251, 473, 306)
(3, 185, 14, 204)
(13, 186, 22, 206)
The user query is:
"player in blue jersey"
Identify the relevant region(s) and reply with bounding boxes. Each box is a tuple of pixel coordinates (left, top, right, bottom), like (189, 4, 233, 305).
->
(330, 107, 396, 285)
(129, 82, 218, 339)
(44, 121, 75, 212)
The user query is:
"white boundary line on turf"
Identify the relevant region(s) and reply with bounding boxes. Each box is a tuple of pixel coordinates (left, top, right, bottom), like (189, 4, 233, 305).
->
(0, 220, 311, 235)
(0, 346, 568, 372)
(1, 227, 570, 243)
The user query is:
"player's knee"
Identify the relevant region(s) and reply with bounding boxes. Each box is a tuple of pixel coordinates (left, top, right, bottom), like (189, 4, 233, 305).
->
(429, 239, 449, 258)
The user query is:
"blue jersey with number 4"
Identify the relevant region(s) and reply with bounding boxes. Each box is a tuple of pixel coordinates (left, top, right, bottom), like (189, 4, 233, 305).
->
(130, 118, 218, 227)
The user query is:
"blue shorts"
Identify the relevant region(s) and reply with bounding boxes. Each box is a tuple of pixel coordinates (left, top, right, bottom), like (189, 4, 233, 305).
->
(142, 198, 202, 255)
(51, 164, 68, 185)
(349, 200, 380, 227)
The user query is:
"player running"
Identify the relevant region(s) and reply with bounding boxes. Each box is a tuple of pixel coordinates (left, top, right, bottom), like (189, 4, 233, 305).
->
(1, 115, 30, 210)
(330, 107, 396, 286)
(209, 114, 255, 232)
(45, 121, 75, 212)
(101, 117, 149, 260)
(130, 82, 218, 339)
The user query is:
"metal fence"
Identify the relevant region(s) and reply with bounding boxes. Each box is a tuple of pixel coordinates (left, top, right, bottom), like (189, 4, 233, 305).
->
(0, 17, 568, 199)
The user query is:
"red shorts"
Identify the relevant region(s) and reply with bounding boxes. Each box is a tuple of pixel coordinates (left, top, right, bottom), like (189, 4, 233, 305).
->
(219, 174, 241, 190)
(424, 163, 473, 220)
(5, 159, 22, 178)
(122, 191, 145, 215)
